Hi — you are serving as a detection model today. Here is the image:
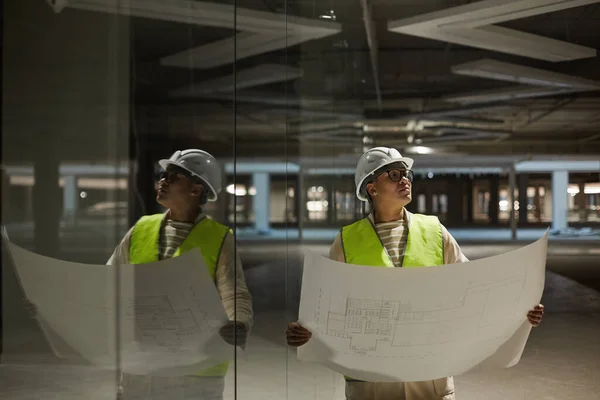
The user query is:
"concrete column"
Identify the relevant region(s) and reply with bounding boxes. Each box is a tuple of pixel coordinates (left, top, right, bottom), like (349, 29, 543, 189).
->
(508, 168, 517, 240)
(32, 153, 61, 258)
(465, 178, 474, 223)
(252, 172, 270, 234)
(552, 171, 569, 231)
(62, 175, 78, 224)
(446, 178, 463, 225)
(1, 172, 11, 223)
(518, 174, 528, 225)
(298, 168, 305, 240)
(425, 186, 433, 215)
(129, 141, 158, 227)
(488, 176, 500, 225)
(535, 186, 543, 222)
(577, 182, 588, 222)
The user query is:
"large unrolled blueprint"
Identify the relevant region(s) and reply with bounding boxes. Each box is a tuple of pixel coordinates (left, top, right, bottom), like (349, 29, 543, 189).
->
(297, 233, 548, 382)
(4, 241, 233, 376)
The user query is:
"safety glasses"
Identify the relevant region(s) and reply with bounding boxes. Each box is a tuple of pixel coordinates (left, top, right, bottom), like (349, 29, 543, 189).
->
(158, 170, 186, 183)
(385, 169, 414, 183)
(158, 167, 202, 185)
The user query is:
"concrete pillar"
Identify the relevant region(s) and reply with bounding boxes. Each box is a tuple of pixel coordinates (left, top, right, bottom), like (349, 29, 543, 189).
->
(425, 186, 433, 215)
(518, 174, 528, 225)
(252, 172, 270, 234)
(552, 171, 569, 231)
(298, 168, 305, 240)
(446, 178, 463, 225)
(465, 178, 474, 223)
(534, 186, 542, 222)
(489, 176, 500, 225)
(32, 153, 61, 258)
(577, 182, 588, 222)
(1, 172, 11, 223)
(129, 141, 158, 227)
(62, 175, 78, 224)
(509, 168, 517, 240)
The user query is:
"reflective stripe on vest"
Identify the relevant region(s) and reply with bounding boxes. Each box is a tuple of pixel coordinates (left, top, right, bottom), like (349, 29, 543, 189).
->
(129, 214, 231, 376)
(340, 213, 443, 381)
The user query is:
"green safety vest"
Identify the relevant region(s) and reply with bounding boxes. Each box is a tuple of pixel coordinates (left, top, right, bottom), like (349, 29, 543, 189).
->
(340, 212, 444, 381)
(130, 213, 231, 377)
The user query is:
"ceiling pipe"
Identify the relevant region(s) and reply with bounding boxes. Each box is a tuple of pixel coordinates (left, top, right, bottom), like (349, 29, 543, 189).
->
(397, 103, 514, 119)
(360, 0, 382, 111)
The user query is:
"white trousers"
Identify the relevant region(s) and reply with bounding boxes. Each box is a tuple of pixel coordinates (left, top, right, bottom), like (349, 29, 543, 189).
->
(345, 377, 456, 400)
(118, 373, 224, 400)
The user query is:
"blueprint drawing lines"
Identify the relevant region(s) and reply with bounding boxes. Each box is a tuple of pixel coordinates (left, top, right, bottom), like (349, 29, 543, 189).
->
(322, 273, 527, 356)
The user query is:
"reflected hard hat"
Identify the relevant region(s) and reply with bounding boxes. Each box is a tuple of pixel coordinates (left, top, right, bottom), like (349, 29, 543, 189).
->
(158, 149, 222, 202)
(355, 147, 414, 202)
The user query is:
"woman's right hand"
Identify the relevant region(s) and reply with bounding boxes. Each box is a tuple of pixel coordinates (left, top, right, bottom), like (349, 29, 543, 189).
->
(286, 322, 312, 347)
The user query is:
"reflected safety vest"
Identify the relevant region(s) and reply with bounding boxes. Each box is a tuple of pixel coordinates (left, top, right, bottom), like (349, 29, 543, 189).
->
(129, 213, 231, 377)
(340, 213, 444, 381)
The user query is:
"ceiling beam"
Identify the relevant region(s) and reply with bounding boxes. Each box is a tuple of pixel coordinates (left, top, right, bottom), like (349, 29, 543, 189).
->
(388, 0, 600, 62)
(59, 0, 341, 69)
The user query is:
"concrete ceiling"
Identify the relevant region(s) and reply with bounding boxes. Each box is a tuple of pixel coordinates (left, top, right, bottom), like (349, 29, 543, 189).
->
(125, 0, 600, 159)
(10, 0, 600, 162)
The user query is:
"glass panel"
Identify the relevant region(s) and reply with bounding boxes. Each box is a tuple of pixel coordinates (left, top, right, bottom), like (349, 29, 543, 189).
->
(2, 0, 130, 396)
(226, 176, 254, 226)
(270, 176, 298, 227)
(568, 173, 600, 223)
(473, 181, 491, 222)
(334, 177, 358, 223)
(432, 194, 439, 214)
(306, 184, 329, 222)
(418, 194, 426, 213)
(439, 194, 448, 215)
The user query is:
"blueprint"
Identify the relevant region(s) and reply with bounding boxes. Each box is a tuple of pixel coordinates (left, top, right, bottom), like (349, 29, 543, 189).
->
(297, 232, 547, 382)
(4, 241, 233, 376)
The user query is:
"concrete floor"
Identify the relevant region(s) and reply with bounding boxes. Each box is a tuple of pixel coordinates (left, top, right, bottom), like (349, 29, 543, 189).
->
(2, 242, 600, 399)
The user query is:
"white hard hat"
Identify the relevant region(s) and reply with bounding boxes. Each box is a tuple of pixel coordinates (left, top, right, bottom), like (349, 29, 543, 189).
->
(159, 149, 222, 202)
(355, 147, 414, 202)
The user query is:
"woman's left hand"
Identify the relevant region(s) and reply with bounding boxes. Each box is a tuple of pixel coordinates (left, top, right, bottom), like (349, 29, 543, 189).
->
(527, 304, 544, 327)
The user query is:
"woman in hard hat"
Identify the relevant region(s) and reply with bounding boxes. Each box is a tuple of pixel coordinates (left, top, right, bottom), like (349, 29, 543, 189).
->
(286, 146, 544, 399)
(109, 149, 253, 400)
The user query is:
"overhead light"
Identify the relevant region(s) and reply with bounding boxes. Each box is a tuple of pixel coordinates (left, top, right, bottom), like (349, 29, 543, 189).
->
(406, 146, 435, 155)
(388, 0, 598, 61)
(451, 59, 600, 89)
(226, 184, 247, 196)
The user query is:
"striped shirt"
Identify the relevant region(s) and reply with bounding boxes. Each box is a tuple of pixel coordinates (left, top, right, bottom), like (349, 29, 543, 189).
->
(374, 217, 409, 267)
(158, 219, 194, 260)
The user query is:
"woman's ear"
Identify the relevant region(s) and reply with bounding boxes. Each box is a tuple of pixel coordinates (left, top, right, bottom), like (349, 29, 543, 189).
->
(367, 182, 377, 197)
(190, 183, 204, 197)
